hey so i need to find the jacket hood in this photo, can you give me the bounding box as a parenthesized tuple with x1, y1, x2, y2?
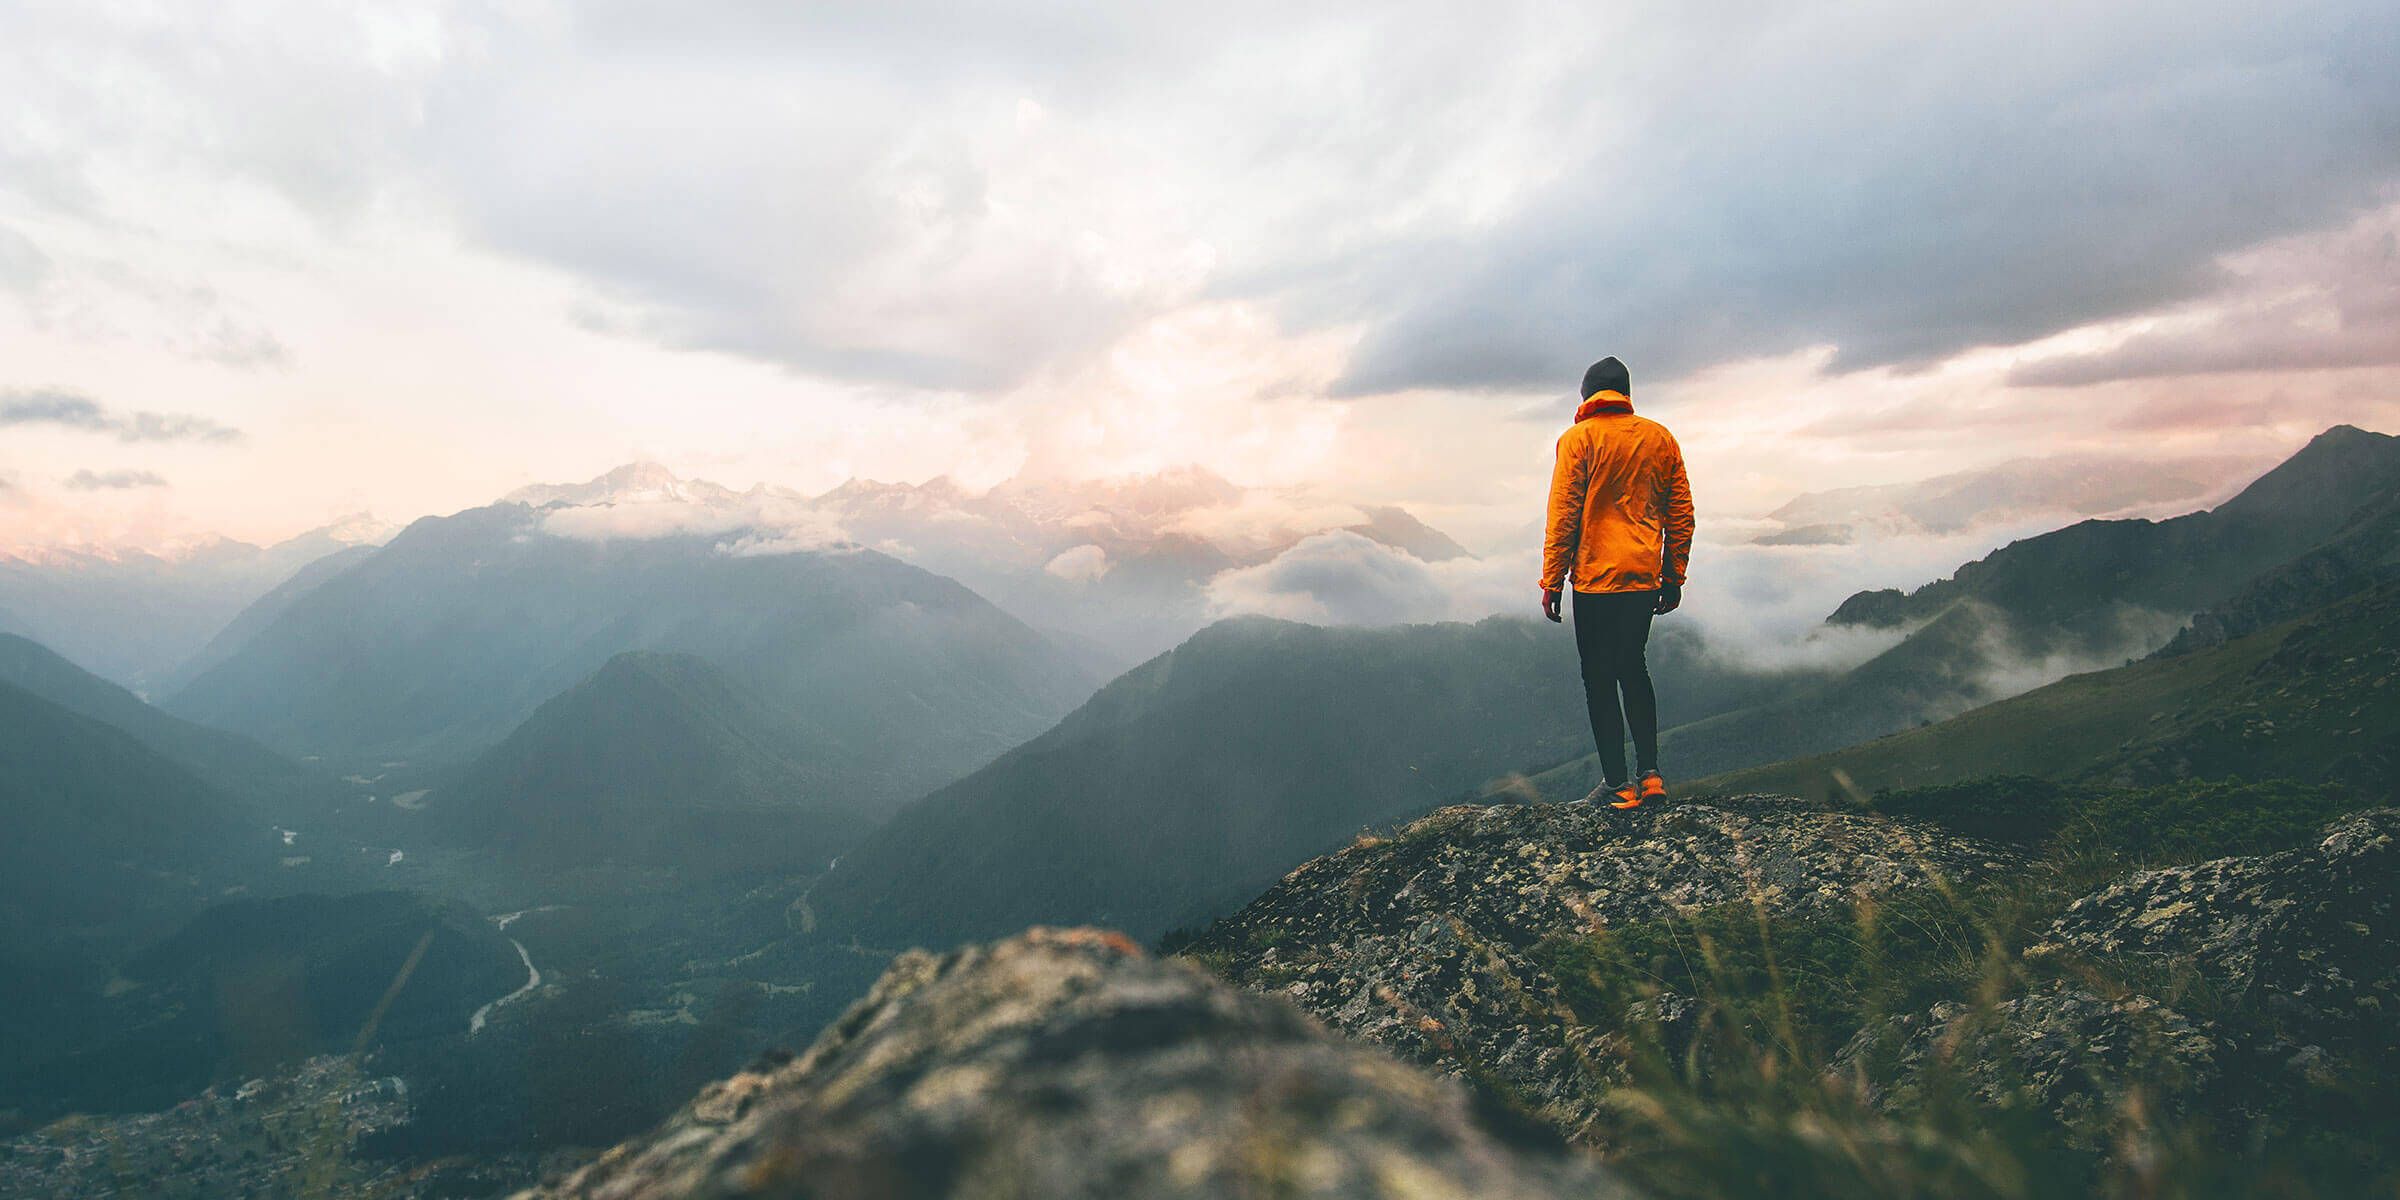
(1574, 390, 1634, 423)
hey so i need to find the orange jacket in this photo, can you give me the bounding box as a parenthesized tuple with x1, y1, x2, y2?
(1541, 391, 1694, 593)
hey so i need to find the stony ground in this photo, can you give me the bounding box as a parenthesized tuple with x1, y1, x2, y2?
(1175, 798, 2019, 1143)
(2030, 806, 2397, 1052)
(516, 927, 1629, 1200)
(1832, 807, 2399, 1150)
(1180, 795, 2400, 1146)
(507, 801, 2397, 1197)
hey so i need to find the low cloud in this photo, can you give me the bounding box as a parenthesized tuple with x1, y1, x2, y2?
(1163, 493, 1374, 560)
(718, 528, 859, 558)
(1206, 532, 1454, 625)
(1967, 604, 2192, 700)
(1044, 543, 1111, 582)
(64, 468, 167, 490)
(1205, 531, 1528, 626)
(0, 388, 242, 443)
(534, 493, 850, 555)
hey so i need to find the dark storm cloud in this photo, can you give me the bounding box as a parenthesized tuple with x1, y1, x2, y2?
(447, 2, 2400, 397)
(63, 468, 168, 490)
(0, 388, 242, 443)
(2009, 207, 2400, 387)
(1324, 2, 2400, 395)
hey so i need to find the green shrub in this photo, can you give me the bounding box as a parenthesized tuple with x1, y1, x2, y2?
(1866, 776, 2363, 866)
(2057, 778, 2360, 864)
(1864, 775, 2071, 846)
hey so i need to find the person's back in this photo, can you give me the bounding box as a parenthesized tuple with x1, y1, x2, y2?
(1539, 356, 1694, 808)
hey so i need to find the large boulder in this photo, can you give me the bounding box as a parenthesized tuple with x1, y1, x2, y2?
(518, 927, 1628, 1200)
(1176, 799, 2016, 1143)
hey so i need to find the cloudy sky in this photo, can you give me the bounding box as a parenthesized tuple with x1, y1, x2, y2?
(4, 0, 2398, 562)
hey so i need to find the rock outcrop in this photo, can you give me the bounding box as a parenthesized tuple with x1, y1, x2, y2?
(2032, 807, 2399, 1064)
(518, 927, 1628, 1200)
(1831, 986, 2221, 1148)
(1175, 799, 2018, 1143)
(1829, 809, 2397, 1145)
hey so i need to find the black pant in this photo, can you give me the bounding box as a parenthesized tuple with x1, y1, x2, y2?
(1573, 589, 1659, 784)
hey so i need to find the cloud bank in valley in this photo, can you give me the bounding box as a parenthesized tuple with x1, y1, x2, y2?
(1205, 532, 1506, 627)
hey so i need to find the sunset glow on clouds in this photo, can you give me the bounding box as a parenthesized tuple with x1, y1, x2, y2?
(3, 0, 2398, 575)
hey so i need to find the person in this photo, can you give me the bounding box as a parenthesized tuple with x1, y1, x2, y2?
(1540, 356, 1694, 809)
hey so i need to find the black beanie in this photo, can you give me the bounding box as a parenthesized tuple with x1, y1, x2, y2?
(1581, 356, 1630, 399)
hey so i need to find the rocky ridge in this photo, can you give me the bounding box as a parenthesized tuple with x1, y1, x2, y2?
(519, 927, 1628, 1200)
(1174, 799, 2020, 1143)
(1834, 807, 2398, 1148)
(2031, 807, 2398, 1069)
(506, 802, 2395, 1196)
(1183, 796, 2398, 1156)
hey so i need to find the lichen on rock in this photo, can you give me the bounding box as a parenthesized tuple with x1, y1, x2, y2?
(2030, 808, 2398, 1060)
(1175, 799, 2019, 1143)
(1831, 986, 2221, 1149)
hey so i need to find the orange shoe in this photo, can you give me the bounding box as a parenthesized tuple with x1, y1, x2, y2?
(1639, 772, 1668, 802)
(1609, 780, 1643, 809)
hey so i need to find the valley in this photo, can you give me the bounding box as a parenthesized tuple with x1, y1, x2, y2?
(2, 435, 2395, 1198)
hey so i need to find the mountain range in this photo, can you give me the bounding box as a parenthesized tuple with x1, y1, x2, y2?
(1694, 580, 2399, 801)
(164, 498, 1097, 798)
(1824, 426, 2399, 643)
(0, 515, 391, 692)
(740, 462, 1471, 667)
(7, 428, 2396, 1194)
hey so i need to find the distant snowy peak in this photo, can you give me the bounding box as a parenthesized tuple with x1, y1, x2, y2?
(814, 466, 1247, 529)
(505, 462, 750, 510)
(813, 474, 973, 515)
(312, 512, 397, 547)
(263, 513, 397, 559)
(503, 462, 1464, 574)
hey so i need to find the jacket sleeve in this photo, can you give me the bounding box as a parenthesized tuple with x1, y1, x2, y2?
(1659, 436, 1695, 587)
(1540, 431, 1589, 590)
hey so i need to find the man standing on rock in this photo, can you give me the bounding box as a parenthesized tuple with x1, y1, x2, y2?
(1541, 356, 1695, 809)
